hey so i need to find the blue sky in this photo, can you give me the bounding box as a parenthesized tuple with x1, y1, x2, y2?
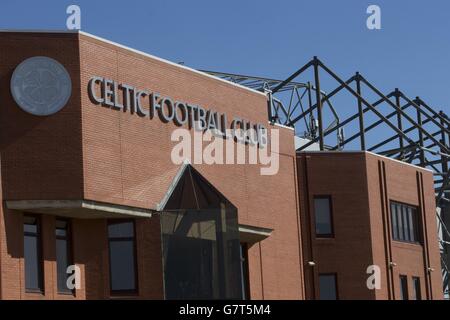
(0, 0, 449, 147)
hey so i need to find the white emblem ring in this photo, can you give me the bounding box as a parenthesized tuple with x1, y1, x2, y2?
(10, 56, 72, 116)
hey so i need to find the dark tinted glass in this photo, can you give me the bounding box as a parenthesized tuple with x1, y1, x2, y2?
(55, 220, 68, 229)
(56, 238, 70, 292)
(403, 207, 411, 241)
(24, 216, 42, 291)
(407, 208, 415, 241)
(56, 220, 72, 293)
(397, 206, 405, 240)
(108, 221, 137, 293)
(400, 275, 409, 300)
(55, 220, 68, 237)
(24, 216, 37, 225)
(108, 221, 134, 238)
(109, 241, 136, 291)
(391, 202, 420, 243)
(314, 197, 333, 236)
(24, 221, 38, 234)
(161, 165, 242, 300)
(162, 209, 241, 299)
(391, 204, 398, 239)
(319, 274, 337, 300)
(240, 244, 250, 300)
(413, 277, 421, 300)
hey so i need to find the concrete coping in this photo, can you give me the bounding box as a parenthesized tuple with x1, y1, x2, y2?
(238, 224, 273, 244)
(6, 199, 154, 219)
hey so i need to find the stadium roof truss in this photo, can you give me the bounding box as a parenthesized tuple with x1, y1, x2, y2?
(201, 57, 450, 298)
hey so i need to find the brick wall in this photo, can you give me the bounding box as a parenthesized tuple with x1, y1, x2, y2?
(297, 152, 375, 300)
(0, 32, 83, 201)
(0, 32, 304, 300)
(77, 34, 303, 300)
(365, 152, 442, 300)
(297, 151, 443, 300)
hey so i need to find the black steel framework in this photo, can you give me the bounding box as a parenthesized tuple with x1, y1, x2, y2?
(202, 57, 450, 298)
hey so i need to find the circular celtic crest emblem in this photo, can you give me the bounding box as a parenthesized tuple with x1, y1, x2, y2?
(10, 56, 72, 116)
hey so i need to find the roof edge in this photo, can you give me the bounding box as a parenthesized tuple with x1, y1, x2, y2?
(78, 31, 267, 97)
(0, 29, 79, 34)
(297, 150, 434, 173)
(0, 29, 267, 97)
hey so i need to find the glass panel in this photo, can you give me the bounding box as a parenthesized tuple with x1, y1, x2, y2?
(403, 206, 410, 242)
(161, 208, 241, 299)
(239, 244, 249, 300)
(55, 229, 67, 237)
(391, 203, 398, 240)
(396, 204, 404, 241)
(319, 274, 337, 300)
(108, 221, 134, 238)
(412, 208, 420, 242)
(109, 240, 136, 291)
(24, 216, 37, 225)
(56, 238, 71, 293)
(390, 202, 421, 243)
(160, 165, 242, 300)
(407, 208, 415, 242)
(24, 234, 41, 290)
(413, 277, 421, 300)
(24, 223, 38, 234)
(55, 220, 68, 230)
(314, 198, 332, 236)
(400, 276, 408, 300)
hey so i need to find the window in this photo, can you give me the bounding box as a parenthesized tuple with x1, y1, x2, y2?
(108, 220, 138, 294)
(413, 277, 421, 300)
(390, 201, 421, 243)
(400, 275, 409, 300)
(319, 273, 338, 300)
(239, 243, 250, 300)
(56, 219, 73, 294)
(314, 196, 334, 237)
(24, 215, 43, 292)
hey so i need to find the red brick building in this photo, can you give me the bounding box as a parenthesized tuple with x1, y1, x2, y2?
(297, 151, 442, 300)
(0, 30, 442, 300)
